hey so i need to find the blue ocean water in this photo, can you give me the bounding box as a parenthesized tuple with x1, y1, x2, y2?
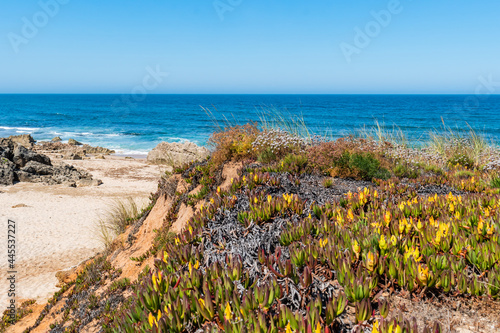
(0, 94, 499, 155)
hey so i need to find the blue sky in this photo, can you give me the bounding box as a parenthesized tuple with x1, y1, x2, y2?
(0, 0, 499, 94)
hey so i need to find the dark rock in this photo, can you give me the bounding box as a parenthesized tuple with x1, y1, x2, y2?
(0, 138, 99, 186)
(13, 144, 51, 168)
(21, 161, 54, 176)
(0, 161, 15, 185)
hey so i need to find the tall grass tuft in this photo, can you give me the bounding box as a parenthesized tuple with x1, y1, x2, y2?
(96, 198, 140, 249)
(257, 106, 312, 140)
(427, 119, 492, 167)
(356, 120, 408, 147)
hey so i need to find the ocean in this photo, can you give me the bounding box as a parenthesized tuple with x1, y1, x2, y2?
(0, 94, 499, 155)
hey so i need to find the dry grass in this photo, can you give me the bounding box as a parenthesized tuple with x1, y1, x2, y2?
(95, 198, 141, 249)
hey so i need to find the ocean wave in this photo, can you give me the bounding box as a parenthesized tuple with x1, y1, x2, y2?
(113, 148, 150, 156)
(0, 126, 39, 132)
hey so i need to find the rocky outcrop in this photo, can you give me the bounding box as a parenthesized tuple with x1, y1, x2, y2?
(82, 144, 115, 155)
(0, 138, 100, 186)
(34, 141, 115, 156)
(51, 136, 62, 142)
(68, 138, 82, 146)
(2, 134, 36, 148)
(147, 141, 210, 166)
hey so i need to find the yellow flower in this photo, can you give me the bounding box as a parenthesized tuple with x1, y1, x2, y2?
(152, 273, 158, 290)
(198, 298, 205, 307)
(416, 219, 423, 230)
(254, 174, 258, 182)
(352, 240, 361, 257)
(217, 186, 221, 194)
(163, 251, 169, 263)
(175, 237, 181, 245)
(157, 310, 162, 321)
(417, 264, 429, 285)
(399, 218, 407, 234)
(379, 234, 388, 251)
(347, 209, 354, 221)
(148, 312, 155, 327)
(373, 190, 378, 198)
(477, 218, 484, 234)
(384, 211, 392, 225)
(267, 195, 272, 204)
(224, 302, 232, 321)
(347, 191, 352, 200)
(188, 225, 193, 235)
(366, 251, 376, 272)
(449, 202, 455, 212)
(189, 262, 193, 274)
(429, 216, 435, 226)
(319, 238, 328, 248)
(230, 177, 234, 184)
(404, 246, 422, 262)
(336, 213, 344, 225)
(315, 322, 322, 333)
(286, 322, 293, 333)
(372, 320, 380, 333)
(210, 198, 215, 204)
(391, 234, 397, 246)
(254, 197, 258, 204)
(194, 260, 200, 270)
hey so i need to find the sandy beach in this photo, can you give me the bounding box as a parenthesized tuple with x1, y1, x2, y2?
(0, 155, 165, 308)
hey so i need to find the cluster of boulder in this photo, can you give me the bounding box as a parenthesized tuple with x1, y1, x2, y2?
(35, 137, 115, 160)
(0, 136, 100, 186)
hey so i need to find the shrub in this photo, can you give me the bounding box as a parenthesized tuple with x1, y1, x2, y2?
(253, 129, 305, 163)
(394, 163, 421, 179)
(280, 153, 309, 174)
(455, 170, 475, 179)
(422, 163, 445, 176)
(491, 176, 500, 189)
(447, 153, 474, 169)
(349, 152, 391, 181)
(322, 178, 334, 188)
(208, 123, 261, 167)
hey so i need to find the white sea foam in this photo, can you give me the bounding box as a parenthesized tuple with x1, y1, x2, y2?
(0, 126, 39, 132)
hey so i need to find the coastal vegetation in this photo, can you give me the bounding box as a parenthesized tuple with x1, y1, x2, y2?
(5, 121, 500, 332)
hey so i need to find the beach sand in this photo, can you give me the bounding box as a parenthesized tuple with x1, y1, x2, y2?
(0, 155, 166, 308)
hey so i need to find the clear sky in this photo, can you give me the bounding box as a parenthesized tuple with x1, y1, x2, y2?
(0, 0, 499, 94)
